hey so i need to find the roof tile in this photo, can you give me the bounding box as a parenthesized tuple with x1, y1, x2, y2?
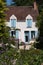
(5, 6, 39, 21)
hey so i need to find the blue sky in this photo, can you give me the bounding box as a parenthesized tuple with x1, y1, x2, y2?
(6, 0, 12, 5)
(6, 0, 15, 5)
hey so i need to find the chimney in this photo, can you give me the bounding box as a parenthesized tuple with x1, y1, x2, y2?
(34, 1, 38, 11)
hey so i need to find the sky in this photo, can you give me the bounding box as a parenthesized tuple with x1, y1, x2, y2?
(6, 0, 13, 5)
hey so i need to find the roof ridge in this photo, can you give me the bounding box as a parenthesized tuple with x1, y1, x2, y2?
(7, 6, 33, 8)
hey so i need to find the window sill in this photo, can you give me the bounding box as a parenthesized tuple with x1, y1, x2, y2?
(27, 26, 32, 28)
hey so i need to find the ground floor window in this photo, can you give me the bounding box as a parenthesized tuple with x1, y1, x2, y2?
(11, 31, 15, 37)
(24, 31, 36, 42)
(10, 30, 19, 39)
(24, 31, 29, 42)
(31, 31, 35, 39)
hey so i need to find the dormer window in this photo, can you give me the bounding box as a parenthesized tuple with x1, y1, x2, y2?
(11, 19, 16, 28)
(27, 19, 32, 27)
(26, 15, 33, 28)
(10, 15, 17, 28)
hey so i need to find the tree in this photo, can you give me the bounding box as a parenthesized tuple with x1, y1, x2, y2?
(36, 0, 43, 12)
(0, 0, 12, 54)
(35, 10, 43, 49)
(0, 0, 9, 44)
(0, 1, 18, 65)
(14, 0, 34, 6)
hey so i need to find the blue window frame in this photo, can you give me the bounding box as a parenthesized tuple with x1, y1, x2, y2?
(27, 19, 32, 27)
(16, 30, 19, 39)
(11, 19, 16, 28)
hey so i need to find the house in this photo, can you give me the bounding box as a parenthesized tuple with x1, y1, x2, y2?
(5, 1, 39, 44)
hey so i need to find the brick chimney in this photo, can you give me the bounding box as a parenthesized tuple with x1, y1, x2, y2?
(34, 1, 38, 11)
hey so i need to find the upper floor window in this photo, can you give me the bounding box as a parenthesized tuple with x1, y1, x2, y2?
(27, 19, 32, 27)
(11, 19, 16, 28)
(10, 15, 17, 28)
(26, 15, 33, 28)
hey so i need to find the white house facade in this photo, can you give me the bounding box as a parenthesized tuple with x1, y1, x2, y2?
(5, 4, 39, 44)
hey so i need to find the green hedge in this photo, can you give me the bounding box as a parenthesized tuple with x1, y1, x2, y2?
(0, 47, 19, 65)
(16, 49, 43, 65)
(0, 47, 43, 65)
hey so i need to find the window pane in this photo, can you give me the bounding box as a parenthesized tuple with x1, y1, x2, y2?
(11, 19, 16, 27)
(11, 31, 15, 37)
(31, 31, 35, 39)
(11, 31, 13, 37)
(27, 19, 32, 27)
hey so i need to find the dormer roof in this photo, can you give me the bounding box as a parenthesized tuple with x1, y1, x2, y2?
(10, 15, 17, 19)
(26, 15, 33, 20)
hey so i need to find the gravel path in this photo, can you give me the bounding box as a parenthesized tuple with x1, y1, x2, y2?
(19, 45, 32, 50)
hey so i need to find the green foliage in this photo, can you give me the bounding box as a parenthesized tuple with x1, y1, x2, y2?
(0, 47, 19, 65)
(13, 0, 43, 13)
(36, 10, 43, 28)
(0, 0, 10, 43)
(0, 47, 43, 65)
(16, 49, 43, 65)
(35, 10, 43, 49)
(36, 0, 43, 12)
(14, 0, 34, 6)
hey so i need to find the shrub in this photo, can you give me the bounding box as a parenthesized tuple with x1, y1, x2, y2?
(0, 47, 19, 65)
(16, 49, 43, 65)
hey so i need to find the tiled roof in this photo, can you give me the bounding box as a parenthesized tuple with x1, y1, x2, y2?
(5, 6, 39, 21)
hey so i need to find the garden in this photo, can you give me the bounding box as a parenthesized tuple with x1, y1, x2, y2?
(0, 45, 43, 65)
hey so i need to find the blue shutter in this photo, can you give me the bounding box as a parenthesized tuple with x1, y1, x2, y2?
(11, 19, 16, 28)
(29, 31, 31, 40)
(16, 30, 19, 39)
(9, 31, 11, 36)
(27, 19, 32, 27)
(35, 31, 38, 38)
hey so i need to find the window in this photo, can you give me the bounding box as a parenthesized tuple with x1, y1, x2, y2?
(27, 19, 32, 27)
(31, 31, 35, 39)
(11, 19, 16, 28)
(11, 31, 15, 37)
(24, 31, 29, 42)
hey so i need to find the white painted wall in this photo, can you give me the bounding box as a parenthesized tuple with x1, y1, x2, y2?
(5, 14, 38, 43)
(6, 20, 38, 43)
